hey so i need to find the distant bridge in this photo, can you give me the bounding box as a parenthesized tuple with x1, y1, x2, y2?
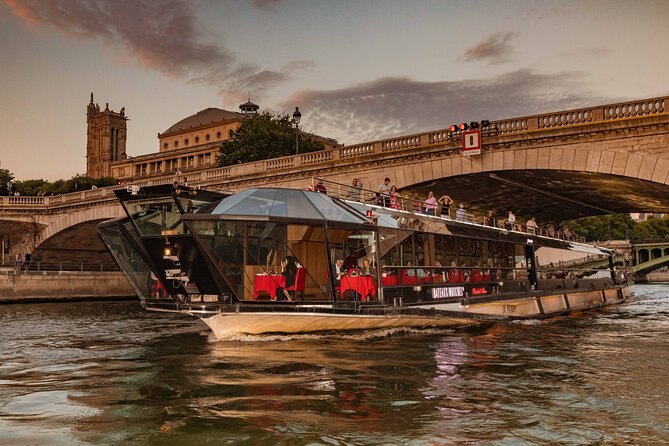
(1, 96, 669, 264)
(631, 239, 669, 277)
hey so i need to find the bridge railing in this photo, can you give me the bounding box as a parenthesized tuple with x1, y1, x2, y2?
(630, 238, 669, 246)
(2, 95, 667, 210)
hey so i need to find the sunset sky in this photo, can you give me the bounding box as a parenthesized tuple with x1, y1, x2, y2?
(1, 0, 668, 181)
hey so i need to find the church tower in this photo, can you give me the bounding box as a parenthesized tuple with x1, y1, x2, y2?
(86, 93, 128, 178)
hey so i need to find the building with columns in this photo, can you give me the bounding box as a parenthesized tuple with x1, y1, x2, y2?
(86, 94, 339, 182)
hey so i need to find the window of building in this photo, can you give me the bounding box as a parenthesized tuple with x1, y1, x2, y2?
(184, 139, 189, 146)
(174, 140, 179, 148)
(195, 136, 199, 143)
(206, 134, 210, 141)
(216, 132, 221, 139)
(163, 142, 168, 149)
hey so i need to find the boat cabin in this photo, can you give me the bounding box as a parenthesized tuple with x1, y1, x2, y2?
(99, 185, 623, 313)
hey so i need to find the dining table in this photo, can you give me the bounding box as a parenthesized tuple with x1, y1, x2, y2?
(340, 275, 377, 301)
(253, 274, 286, 299)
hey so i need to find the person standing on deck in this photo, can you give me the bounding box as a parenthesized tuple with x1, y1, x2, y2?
(438, 194, 453, 218)
(424, 191, 437, 216)
(506, 210, 516, 230)
(455, 204, 467, 222)
(346, 178, 361, 201)
(377, 178, 391, 207)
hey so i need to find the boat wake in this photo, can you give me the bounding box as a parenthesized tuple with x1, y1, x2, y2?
(207, 326, 456, 343)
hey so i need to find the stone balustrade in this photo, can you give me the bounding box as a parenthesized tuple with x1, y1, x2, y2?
(2, 95, 667, 211)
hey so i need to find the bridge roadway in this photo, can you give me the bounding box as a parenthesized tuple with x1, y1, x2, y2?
(1, 96, 669, 264)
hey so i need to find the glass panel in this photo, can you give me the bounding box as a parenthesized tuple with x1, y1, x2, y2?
(178, 197, 213, 213)
(208, 189, 256, 215)
(283, 224, 329, 300)
(305, 192, 367, 224)
(122, 197, 184, 236)
(191, 220, 245, 299)
(328, 228, 378, 301)
(192, 221, 331, 301)
(379, 228, 400, 277)
(99, 222, 166, 306)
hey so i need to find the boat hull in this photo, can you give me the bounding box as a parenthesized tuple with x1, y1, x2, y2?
(200, 286, 633, 338)
(201, 311, 480, 338)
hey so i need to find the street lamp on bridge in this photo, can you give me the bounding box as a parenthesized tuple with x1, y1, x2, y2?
(292, 106, 302, 155)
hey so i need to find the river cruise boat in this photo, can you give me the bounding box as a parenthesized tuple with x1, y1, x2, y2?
(98, 183, 632, 338)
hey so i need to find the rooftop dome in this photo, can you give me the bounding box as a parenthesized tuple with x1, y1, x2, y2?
(160, 108, 244, 136)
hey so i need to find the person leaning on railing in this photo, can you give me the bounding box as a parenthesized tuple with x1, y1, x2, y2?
(345, 178, 362, 201)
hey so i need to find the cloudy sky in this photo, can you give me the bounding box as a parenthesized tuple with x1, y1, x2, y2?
(1, 0, 668, 180)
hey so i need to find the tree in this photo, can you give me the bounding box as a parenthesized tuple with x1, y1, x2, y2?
(14, 175, 117, 196)
(564, 213, 669, 242)
(565, 214, 635, 241)
(0, 168, 14, 195)
(217, 112, 325, 167)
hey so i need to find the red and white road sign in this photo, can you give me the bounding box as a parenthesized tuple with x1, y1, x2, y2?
(462, 130, 481, 155)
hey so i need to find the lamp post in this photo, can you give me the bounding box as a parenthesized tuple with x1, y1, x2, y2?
(292, 106, 301, 155)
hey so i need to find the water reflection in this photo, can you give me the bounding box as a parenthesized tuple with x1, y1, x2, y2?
(0, 287, 668, 445)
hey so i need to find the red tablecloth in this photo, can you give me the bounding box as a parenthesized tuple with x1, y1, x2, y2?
(253, 275, 286, 299)
(381, 275, 398, 286)
(341, 276, 376, 300)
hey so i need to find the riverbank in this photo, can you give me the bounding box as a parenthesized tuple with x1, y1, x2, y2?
(0, 270, 135, 303)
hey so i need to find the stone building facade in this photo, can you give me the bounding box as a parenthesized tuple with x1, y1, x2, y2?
(110, 106, 249, 181)
(87, 95, 339, 182)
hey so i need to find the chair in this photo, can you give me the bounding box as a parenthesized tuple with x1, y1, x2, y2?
(403, 273, 417, 285)
(286, 267, 307, 300)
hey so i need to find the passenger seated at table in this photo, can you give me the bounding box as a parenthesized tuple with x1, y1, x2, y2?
(471, 265, 483, 282)
(334, 258, 344, 286)
(415, 261, 426, 278)
(461, 263, 472, 282)
(405, 260, 416, 276)
(360, 257, 375, 277)
(447, 261, 462, 283)
(432, 260, 446, 282)
(281, 256, 298, 287)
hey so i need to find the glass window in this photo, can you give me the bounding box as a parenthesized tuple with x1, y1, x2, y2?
(99, 222, 166, 305)
(122, 197, 184, 236)
(191, 221, 330, 301)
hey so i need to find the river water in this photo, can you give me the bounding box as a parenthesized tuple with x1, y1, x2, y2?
(0, 285, 667, 445)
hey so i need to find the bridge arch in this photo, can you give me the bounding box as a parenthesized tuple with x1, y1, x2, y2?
(354, 143, 669, 224)
(31, 218, 117, 265)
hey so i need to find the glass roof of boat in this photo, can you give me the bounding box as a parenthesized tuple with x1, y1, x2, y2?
(200, 188, 369, 224)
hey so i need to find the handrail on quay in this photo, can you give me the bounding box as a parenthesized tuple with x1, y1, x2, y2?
(0, 260, 120, 274)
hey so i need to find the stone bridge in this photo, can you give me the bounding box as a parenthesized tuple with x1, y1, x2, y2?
(1, 96, 669, 264)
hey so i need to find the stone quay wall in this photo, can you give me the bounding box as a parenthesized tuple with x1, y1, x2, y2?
(0, 271, 135, 303)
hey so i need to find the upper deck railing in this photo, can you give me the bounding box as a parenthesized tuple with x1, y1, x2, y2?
(312, 177, 587, 244)
(1, 96, 667, 211)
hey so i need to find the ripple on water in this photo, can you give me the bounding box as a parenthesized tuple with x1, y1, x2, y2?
(0, 289, 667, 445)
